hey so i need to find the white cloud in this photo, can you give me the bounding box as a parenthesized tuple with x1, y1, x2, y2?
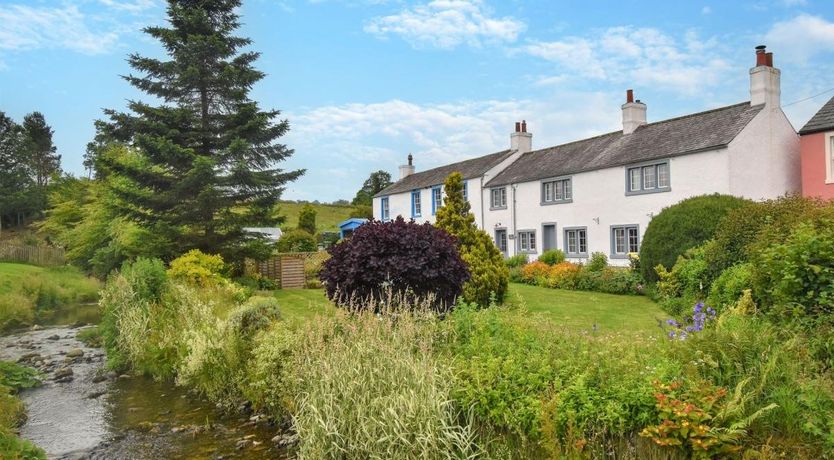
(524, 27, 732, 94)
(364, 0, 525, 49)
(0, 4, 120, 54)
(701, 6, 712, 15)
(765, 14, 834, 63)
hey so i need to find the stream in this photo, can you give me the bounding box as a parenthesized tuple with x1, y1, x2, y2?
(0, 305, 294, 459)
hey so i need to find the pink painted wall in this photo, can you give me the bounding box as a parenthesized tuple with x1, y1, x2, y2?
(801, 131, 834, 200)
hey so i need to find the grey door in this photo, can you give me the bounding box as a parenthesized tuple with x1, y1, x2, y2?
(495, 229, 508, 256)
(543, 224, 556, 251)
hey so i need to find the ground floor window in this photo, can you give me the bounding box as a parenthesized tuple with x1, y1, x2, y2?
(564, 227, 587, 256)
(380, 197, 389, 221)
(611, 225, 639, 256)
(517, 230, 536, 253)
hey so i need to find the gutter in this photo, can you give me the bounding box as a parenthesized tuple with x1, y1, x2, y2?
(511, 184, 517, 255)
(479, 176, 485, 230)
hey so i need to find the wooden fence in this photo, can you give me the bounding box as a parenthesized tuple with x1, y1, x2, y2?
(244, 251, 330, 289)
(0, 243, 65, 266)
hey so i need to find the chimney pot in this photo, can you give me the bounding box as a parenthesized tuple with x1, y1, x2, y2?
(521, 120, 527, 133)
(408, 153, 413, 166)
(756, 45, 767, 66)
(766, 52, 773, 67)
(514, 121, 521, 132)
(626, 89, 634, 103)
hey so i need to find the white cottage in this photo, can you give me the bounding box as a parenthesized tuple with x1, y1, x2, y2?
(374, 46, 800, 265)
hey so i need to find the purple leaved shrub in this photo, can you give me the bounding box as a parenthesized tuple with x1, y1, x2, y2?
(319, 217, 470, 312)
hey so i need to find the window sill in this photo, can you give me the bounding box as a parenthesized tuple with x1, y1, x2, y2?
(489, 206, 508, 211)
(540, 199, 573, 206)
(625, 187, 671, 196)
(518, 250, 538, 255)
(566, 253, 588, 258)
(610, 253, 631, 259)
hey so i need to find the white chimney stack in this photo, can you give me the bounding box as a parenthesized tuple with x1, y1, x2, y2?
(510, 120, 532, 153)
(750, 45, 780, 108)
(399, 153, 415, 180)
(622, 89, 647, 135)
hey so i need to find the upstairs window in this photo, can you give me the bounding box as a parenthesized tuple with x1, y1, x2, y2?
(490, 187, 507, 209)
(411, 190, 422, 218)
(380, 197, 390, 221)
(542, 177, 572, 204)
(431, 186, 442, 215)
(463, 181, 468, 201)
(627, 161, 670, 195)
(828, 134, 834, 183)
(611, 225, 639, 257)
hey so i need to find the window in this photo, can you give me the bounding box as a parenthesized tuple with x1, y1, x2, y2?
(541, 177, 572, 204)
(463, 181, 468, 201)
(611, 225, 639, 257)
(517, 230, 536, 253)
(626, 161, 671, 195)
(564, 228, 587, 256)
(411, 190, 421, 217)
(827, 133, 834, 184)
(431, 186, 442, 215)
(490, 187, 507, 209)
(380, 197, 390, 221)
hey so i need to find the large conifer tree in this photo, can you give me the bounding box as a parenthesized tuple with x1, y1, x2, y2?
(98, 0, 303, 264)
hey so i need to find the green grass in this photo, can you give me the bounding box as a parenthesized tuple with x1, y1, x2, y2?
(276, 201, 357, 233)
(0, 263, 43, 295)
(272, 283, 665, 334)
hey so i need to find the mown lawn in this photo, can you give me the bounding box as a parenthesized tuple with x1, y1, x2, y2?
(273, 283, 665, 334)
(276, 201, 357, 233)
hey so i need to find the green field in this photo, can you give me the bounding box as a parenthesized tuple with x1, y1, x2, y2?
(273, 283, 665, 333)
(276, 201, 358, 233)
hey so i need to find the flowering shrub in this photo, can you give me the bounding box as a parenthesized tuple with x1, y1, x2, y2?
(520, 261, 552, 285)
(664, 302, 716, 340)
(544, 262, 582, 289)
(167, 249, 226, 286)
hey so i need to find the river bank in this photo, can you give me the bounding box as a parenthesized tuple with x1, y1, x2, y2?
(0, 319, 292, 458)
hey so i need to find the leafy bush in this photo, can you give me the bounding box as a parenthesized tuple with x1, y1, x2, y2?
(521, 261, 551, 285)
(655, 246, 709, 316)
(435, 172, 508, 307)
(297, 204, 317, 234)
(538, 249, 565, 266)
(505, 254, 528, 268)
(706, 263, 753, 311)
(167, 249, 226, 286)
(276, 229, 317, 253)
(320, 217, 469, 311)
(586, 251, 608, 272)
(574, 267, 644, 295)
(640, 194, 751, 282)
(752, 220, 834, 313)
(544, 262, 582, 289)
(704, 195, 834, 282)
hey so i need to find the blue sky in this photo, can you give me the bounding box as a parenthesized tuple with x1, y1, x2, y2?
(1, 0, 833, 202)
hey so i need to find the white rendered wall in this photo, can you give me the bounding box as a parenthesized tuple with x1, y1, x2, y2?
(482, 149, 731, 266)
(728, 106, 800, 199)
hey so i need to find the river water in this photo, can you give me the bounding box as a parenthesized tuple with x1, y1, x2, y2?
(0, 305, 293, 459)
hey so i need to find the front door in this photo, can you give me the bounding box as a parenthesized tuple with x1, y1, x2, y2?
(543, 224, 556, 251)
(495, 229, 508, 256)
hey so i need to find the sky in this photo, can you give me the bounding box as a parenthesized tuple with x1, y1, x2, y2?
(1, 0, 834, 202)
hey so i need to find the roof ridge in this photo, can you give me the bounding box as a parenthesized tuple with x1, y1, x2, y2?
(400, 148, 512, 177)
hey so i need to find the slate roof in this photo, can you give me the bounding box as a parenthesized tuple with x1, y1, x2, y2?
(799, 96, 834, 135)
(486, 102, 763, 187)
(375, 149, 513, 197)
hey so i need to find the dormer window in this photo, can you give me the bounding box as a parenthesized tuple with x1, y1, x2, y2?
(626, 160, 670, 195)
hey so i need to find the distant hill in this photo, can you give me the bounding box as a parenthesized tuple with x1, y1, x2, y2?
(277, 201, 358, 233)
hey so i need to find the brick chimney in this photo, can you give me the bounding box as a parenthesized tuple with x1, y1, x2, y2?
(399, 153, 415, 180)
(510, 120, 532, 153)
(750, 45, 781, 108)
(622, 89, 647, 134)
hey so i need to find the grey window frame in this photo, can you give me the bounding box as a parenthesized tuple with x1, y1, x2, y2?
(517, 229, 537, 254)
(563, 226, 588, 258)
(540, 176, 573, 205)
(610, 224, 639, 259)
(490, 187, 507, 210)
(494, 228, 508, 253)
(625, 159, 671, 196)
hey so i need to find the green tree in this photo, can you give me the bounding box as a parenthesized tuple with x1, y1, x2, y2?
(21, 112, 60, 188)
(352, 170, 393, 206)
(435, 172, 508, 307)
(297, 204, 317, 234)
(0, 112, 30, 232)
(96, 0, 303, 266)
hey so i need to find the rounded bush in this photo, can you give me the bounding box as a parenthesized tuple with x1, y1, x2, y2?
(320, 217, 470, 311)
(505, 254, 528, 268)
(229, 296, 282, 337)
(167, 249, 226, 286)
(277, 229, 317, 253)
(538, 249, 565, 266)
(640, 194, 751, 282)
(586, 252, 608, 272)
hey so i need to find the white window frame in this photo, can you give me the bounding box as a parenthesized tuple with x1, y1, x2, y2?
(610, 224, 639, 258)
(411, 190, 421, 217)
(517, 230, 537, 254)
(626, 160, 671, 196)
(826, 132, 834, 184)
(563, 227, 588, 257)
(490, 187, 507, 209)
(381, 197, 390, 221)
(431, 186, 442, 215)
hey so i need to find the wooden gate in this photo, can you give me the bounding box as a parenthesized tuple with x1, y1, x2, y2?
(280, 256, 305, 289)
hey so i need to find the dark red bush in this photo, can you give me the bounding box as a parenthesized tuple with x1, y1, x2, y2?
(319, 217, 470, 311)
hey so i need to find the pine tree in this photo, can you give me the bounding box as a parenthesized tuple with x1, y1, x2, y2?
(97, 0, 303, 264)
(435, 172, 508, 307)
(0, 112, 31, 231)
(21, 112, 60, 187)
